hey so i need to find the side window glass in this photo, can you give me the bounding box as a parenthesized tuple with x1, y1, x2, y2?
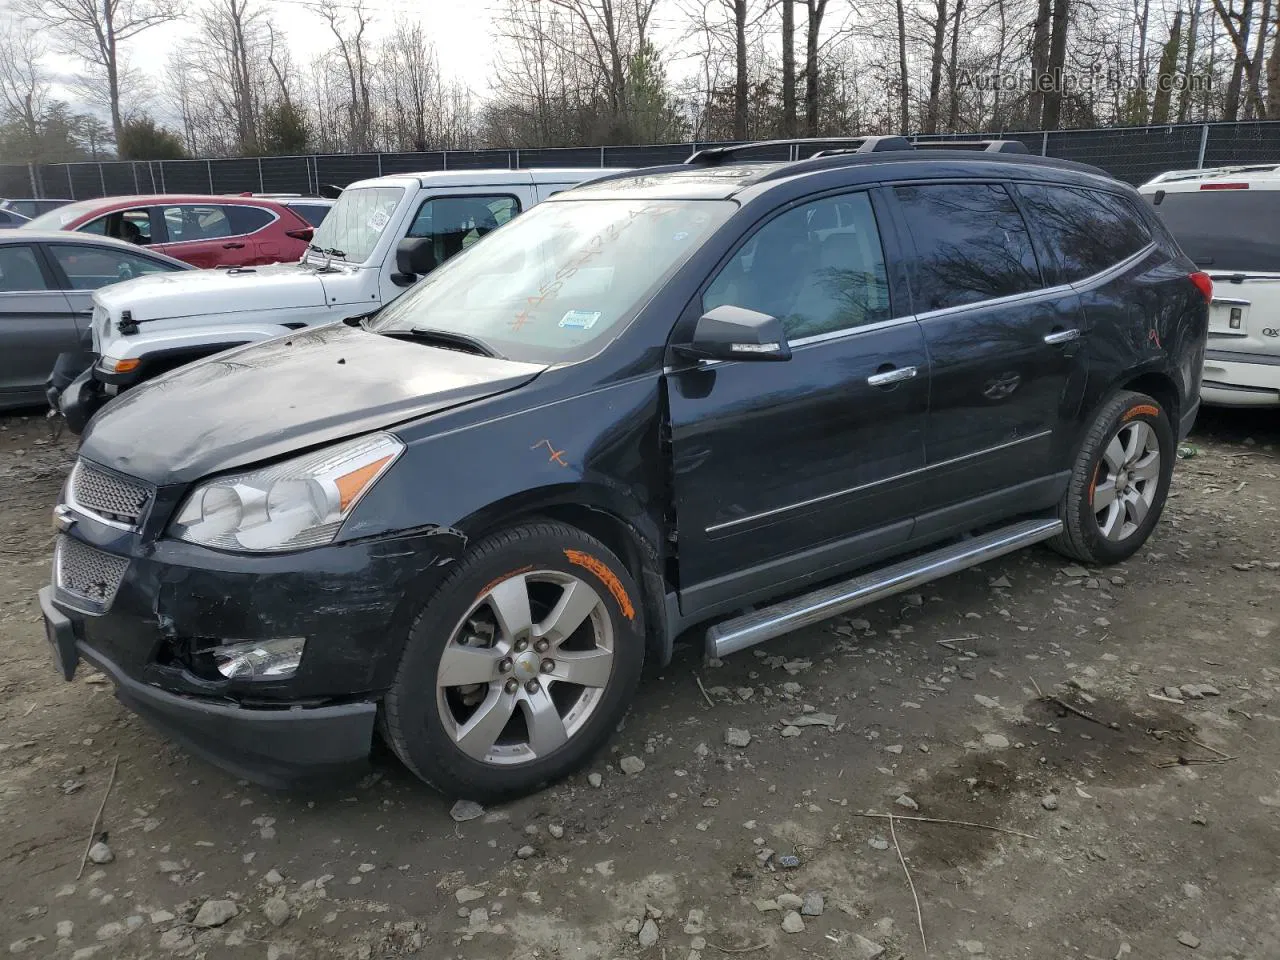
(703, 191, 892, 339)
(406, 194, 521, 268)
(894, 183, 1041, 313)
(1016, 184, 1152, 284)
(50, 245, 179, 290)
(0, 245, 49, 292)
(163, 205, 231, 242)
(223, 205, 274, 235)
(78, 215, 110, 236)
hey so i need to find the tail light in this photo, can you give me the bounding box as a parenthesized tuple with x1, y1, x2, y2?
(1188, 272, 1213, 302)
(1199, 182, 1248, 190)
(286, 227, 314, 242)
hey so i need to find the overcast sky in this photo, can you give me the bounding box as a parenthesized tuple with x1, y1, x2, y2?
(37, 0, 504, 117)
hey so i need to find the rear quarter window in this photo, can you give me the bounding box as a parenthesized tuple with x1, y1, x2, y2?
(1146, 188, 1280, 272)
(1015, 184, 1152, 285)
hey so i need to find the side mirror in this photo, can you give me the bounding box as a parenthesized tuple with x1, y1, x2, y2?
(674, 305, 792, 363)
(396, 237, 437, 277)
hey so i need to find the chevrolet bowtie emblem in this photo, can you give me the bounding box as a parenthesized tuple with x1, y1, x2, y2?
(52, 504, 77, 532)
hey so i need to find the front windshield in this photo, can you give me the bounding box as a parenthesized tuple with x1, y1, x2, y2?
(369, 198, 733, 362)
(308, 186, 405, 262)
(25, 199, 105, 229)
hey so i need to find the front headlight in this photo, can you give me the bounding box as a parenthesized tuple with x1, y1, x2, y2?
(170, 433, 403, 552)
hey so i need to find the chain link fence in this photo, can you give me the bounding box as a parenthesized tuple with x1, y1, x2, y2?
(3, 120, 1278, 202)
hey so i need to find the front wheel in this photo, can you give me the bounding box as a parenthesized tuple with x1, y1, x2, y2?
(382, 521, 645, 801)
(1050, 390, 1175, 564)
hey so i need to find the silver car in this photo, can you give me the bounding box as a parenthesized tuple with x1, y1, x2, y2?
(0, 231, 192, 410)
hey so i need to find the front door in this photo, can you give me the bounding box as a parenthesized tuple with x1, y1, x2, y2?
(667, 190, 930, 615)
(890, 181, 1088, 525)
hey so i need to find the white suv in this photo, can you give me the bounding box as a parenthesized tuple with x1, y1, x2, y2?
(1139, 165, 1280, 406)
(53, 168, 619, 431)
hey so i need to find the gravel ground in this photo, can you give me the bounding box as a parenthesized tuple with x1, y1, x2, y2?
(1, 407, 1277, 960)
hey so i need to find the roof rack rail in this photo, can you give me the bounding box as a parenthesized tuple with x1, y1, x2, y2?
(687, 136, 912, 166)
(911, 139, 1030, 154)
(1144, 163, 1280, 185)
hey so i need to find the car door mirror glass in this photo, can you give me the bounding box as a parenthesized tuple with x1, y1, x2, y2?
(676, 304, 792, 363)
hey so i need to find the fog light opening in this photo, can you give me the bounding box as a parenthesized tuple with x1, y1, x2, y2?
(211, 638, 306, 680)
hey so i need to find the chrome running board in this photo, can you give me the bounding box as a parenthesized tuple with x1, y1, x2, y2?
(705, 518, 1062, 659)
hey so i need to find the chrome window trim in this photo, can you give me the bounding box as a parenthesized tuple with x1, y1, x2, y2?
(704, 429, 1053, 535)
(912, 282, 1076, 323)
(1068, 242, 1157, 293)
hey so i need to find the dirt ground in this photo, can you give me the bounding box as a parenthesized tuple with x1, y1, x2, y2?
(1, 406, 1277, 960)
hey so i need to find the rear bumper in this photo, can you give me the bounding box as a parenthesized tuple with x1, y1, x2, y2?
(1201, 349, 1280, 407)
(40, 585, 377, 788)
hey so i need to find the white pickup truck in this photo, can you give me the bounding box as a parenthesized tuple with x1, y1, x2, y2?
(53, 167, 618, 432)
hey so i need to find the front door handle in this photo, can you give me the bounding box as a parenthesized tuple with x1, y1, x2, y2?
(867, 365, 918, 387)
(222, 242, 246, 249)
(1044, 328, 1081, 345)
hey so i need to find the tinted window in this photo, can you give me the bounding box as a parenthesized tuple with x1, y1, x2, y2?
(704, 191, 892, 338)
(163, 205, 232, 242)
(0, 245, 48, 291)
(50, 244, 181, 290)
(895, 183, 1041, 313)
(224, 205, 275, 235)
(287, 203, 331, 226)
(407, 195, 521, 267)
(1017, 184, 1152, 284)
(1147, 188, 1280, 272)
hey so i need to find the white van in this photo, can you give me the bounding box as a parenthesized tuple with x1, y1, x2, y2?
(1139, 165, 1280, 406)
(53, 167, 621, 430)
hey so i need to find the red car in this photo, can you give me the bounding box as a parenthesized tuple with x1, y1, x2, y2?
(24, 194, 315, 268)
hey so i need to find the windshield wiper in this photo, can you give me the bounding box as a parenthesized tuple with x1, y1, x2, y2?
(383, 326, 504, 359)
(306, 243, 347, 260)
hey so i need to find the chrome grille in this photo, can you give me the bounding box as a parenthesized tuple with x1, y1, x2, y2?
(68, 460, 152, 527)
(54, 536, 129, 608)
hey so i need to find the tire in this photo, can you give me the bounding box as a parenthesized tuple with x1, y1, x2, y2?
(1050, 390, 1175, 565)
(382, 521, 645, 802)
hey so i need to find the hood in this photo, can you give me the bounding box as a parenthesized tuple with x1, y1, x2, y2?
(92, 262, 335, 322)
(79, 323, 547, 484)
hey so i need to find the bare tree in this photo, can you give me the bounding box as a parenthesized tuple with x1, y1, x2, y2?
(1180, 0, 1202, 120)
(781, 0, 797, 135)
(801, 0, 829, 134)
(316, 0, 376, 151)
(23, 0, 181, 144)
(0, 19, 50, 141)
(896, 0, 910, 131)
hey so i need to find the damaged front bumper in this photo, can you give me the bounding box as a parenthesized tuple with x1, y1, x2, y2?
(39, 522, 463, 788)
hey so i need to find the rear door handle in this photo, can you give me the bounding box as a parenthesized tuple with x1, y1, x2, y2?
(222, 242, 245, 249)
(1044, 328, 1081, 345)
(867, 365, 918, 387)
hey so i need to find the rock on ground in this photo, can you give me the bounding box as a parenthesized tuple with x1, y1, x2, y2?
(850, 934, 886, 959)
(725, 728, 752, 747)
(619, 756, 646, 775)
(192, 899, 239, 928)
(86, 842, 113, 865)
(638, 918, 660, 948)
(781, 911, 805, 933)
(449, 800, 485, 822)
(263, 897, 290, 927)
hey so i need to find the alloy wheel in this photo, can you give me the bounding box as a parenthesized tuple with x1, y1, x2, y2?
(1093, 419, 1161, 542)
(435, 570, 614, 766)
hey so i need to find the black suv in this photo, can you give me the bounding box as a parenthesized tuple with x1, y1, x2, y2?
(39, 137, 1209, 800)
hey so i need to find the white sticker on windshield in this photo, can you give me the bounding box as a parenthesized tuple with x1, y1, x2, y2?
(367, 210, 390, 231)
(559, 309, 601, 330)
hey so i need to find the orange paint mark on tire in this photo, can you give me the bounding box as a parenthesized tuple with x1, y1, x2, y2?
(563, 549, 636, 621)
(1089, 461, 1101, 506)
(1123, 404, 1160, 421)
(476, 565, 534, 602)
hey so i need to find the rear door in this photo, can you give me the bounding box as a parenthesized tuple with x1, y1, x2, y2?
(667, 189, 930, 614)
(158, 204, 245, 267)
(0, 242, 77, 401)
(891, 181, 1088, 532)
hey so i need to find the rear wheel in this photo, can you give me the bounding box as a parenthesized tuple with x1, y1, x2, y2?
(1050, 390, 1175, 564)
(382, 521, 645, 801)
